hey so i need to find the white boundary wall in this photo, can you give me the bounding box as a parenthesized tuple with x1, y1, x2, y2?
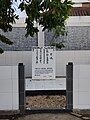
(0, 51, 90, 77)
(13, 16, 90, 27)
(0, 66, 19, 110)
(73, 65, 90, 109)
(66, 16, 90, 26)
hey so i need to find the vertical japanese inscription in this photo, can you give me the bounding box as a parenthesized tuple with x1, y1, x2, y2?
(36, 49, 38, 64)
(40, 48, 42, 63)
(32, 46, 55, 79)
(46, 49, 49, 64)
(43, 48, 45, 64)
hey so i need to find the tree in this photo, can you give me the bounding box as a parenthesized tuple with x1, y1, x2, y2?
(0, 0, 73, 53)
(0, 0, 18, 53)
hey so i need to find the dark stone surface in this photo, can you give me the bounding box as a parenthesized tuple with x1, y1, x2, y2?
(18, 63, 25, 113)
(1, 26, 90, 51)
(0, 27, 38, 51)
(66, 79, 73, 91)
(66, 63, 73, 111)
(45, 26, 90, 50)
(66, 92, 73, 105)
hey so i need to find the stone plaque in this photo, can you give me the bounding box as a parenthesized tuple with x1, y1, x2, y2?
(32, 46, 55, 79)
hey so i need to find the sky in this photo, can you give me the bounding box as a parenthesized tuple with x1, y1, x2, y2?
(13, 0, 89, 17)
(13, 0, 25, 17)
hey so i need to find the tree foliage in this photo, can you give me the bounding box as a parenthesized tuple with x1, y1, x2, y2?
(0, 0, 18, 53)
(0, 0, 73, 53)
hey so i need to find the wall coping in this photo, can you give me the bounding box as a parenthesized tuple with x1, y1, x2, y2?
(12, 16, 90, 27)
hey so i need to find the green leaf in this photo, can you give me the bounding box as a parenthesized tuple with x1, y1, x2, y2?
(0, 0, 74, 53)
(18, 2, 24, 12)
(50, 42, 65, 49)
(0, 34, 13, 45)
(0, 48, 3, 54)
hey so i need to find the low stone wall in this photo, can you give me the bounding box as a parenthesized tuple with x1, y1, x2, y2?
(73, 64, 90, 110)
(0, 63, 25, 114)
(0, 66, 19, 110)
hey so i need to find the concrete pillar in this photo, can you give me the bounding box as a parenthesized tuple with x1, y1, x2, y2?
(66, 62, 73, 111)
(38, 25, 44, 46)
(18, 63, 25, 113)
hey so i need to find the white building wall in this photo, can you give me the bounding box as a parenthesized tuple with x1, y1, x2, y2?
(56, 50, 90, 76)
(72, 0, 90, 3)
(0, 51, 90, 77)
(66, 16, 90, 26)
(13, 16, 90, 27)
(0, 66, 19, 110)
(0, 51, 32, 77)
(73, 3, 82, 7)
(73, 65, 90, 109)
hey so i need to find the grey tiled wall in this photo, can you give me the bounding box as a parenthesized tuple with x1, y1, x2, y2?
(1, 26, 90, 51)
(0, 27, 38, 51)
(45, 26, 90, 50)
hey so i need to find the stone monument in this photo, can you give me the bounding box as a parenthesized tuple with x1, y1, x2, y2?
(32, 46, 55, 79)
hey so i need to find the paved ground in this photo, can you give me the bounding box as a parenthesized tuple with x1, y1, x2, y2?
(15, 113, 82, 120)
